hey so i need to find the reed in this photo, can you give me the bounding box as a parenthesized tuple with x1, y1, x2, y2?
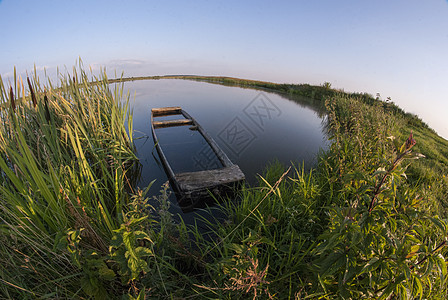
(0, 65, 140, 298)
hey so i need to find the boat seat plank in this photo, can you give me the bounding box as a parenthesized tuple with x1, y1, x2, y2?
(153, 119, 194, 128)
(152, 107, 182, 117)
(176, 165, 245, 192)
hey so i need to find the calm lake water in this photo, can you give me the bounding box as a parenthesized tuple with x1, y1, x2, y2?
(122, 79, 328, 223)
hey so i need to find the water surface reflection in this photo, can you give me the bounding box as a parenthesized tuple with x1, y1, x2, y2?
(123, 79, 328, 223)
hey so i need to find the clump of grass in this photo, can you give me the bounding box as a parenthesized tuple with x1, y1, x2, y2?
(0, 64, 141, 298)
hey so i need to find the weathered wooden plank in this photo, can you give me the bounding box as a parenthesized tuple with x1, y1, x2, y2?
(152, 106, 182, 117)
(153, 119, 194, 128)
(175, 165, 245, 192)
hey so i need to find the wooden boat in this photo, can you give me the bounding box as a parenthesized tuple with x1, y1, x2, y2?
(151, 106, 245, 210)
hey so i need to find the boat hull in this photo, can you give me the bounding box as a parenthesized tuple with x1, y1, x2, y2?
(151, 106, 245, 211)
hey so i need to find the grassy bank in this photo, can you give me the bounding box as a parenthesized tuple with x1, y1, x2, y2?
(189, 94, 448, 299)
(0, 67, 143, 298)
(0, 69, 447, 298)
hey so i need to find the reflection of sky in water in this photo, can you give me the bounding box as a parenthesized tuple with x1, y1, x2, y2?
(122, 79, 328, 224)
(155, 125, 223, 173)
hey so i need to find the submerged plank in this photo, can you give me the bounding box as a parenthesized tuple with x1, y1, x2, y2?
(152, 107, 182, 117)
(153, 119, 194, 128)
(175, 165, 245, 192)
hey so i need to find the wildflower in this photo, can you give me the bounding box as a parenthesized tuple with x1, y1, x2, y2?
(405, 131, 416, 150)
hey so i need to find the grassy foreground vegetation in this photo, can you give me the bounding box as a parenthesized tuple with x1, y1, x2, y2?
(0, 69, 447, 299)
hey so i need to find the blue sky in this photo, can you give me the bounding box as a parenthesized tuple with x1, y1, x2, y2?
(1, 0, 447, 138)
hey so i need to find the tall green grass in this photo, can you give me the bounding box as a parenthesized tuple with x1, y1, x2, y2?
(0, 66, 141, 298)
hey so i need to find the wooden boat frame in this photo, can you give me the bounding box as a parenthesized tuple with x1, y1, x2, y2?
(151, 106, 245, 209)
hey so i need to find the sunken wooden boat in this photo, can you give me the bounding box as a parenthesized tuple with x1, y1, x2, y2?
(151, 106, 245, 210)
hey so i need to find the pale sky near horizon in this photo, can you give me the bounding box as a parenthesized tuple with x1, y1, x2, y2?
(1, 0, 447, 139)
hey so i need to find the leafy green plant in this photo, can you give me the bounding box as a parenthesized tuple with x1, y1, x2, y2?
(112, 185, 156, 297)
(314, 133, 447, 299)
